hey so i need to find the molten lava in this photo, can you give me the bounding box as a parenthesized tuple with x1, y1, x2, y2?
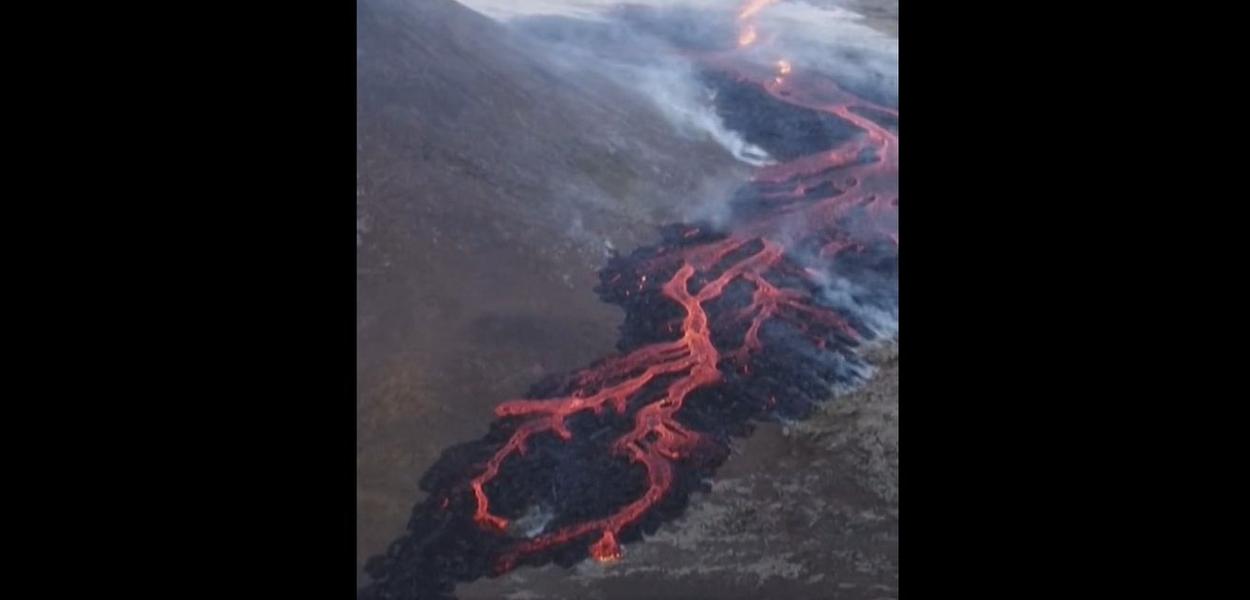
(589, 530, 622, 563)
(472, 229, 867, 569)
(737, 25, 757, 47)
(736, 0, 776, 48)
(466, 63, 897, 570)
(361, 5, 898, 597)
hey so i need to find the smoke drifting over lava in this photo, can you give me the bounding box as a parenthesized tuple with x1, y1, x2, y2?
(457, 0, 897, 176)
(359, 2, 897, 599)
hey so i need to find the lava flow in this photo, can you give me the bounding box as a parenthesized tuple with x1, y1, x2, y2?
(735, 0, 776, 47)
(474, 231, 861, 570)
(362, 4, 897, 599)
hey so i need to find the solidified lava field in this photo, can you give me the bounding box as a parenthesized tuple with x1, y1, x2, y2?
(360, 3, 898, 599)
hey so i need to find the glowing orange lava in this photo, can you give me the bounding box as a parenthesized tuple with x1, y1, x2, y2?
(738, 25, 757, 47)
(589, 530, 622, 563)
(471, 78, 894, 569)
(358, 6, 899, 596)
(736, 0, 779, 48)
(466, 2, 897, 572)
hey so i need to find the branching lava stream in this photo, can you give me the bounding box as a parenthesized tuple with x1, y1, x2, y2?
(361, 3, 897, 598)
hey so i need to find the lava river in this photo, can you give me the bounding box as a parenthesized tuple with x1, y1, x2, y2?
(361, 6, 898, 599)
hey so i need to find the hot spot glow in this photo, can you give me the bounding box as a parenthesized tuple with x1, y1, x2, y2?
(359, 3, 899, 594)
(738, 25, 758, 47)
(590, 531, 622, 563)
(738, 0, 779, 21)
(445, 11, 895, 576)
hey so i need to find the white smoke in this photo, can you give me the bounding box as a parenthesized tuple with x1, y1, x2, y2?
(456, 0, 735, 23)
(620, 61, 774, 166)
(459, 1, 898, 100)
(456, 1, 900, 347)
(453, 1, 897, 166)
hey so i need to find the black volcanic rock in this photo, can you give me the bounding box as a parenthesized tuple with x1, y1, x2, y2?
(700, 71, 861, 162)
(356, 0, 746, 588)
(357, 3, 898, 599)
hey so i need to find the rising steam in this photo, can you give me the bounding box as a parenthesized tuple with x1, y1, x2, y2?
(458, 1, 897, 168)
